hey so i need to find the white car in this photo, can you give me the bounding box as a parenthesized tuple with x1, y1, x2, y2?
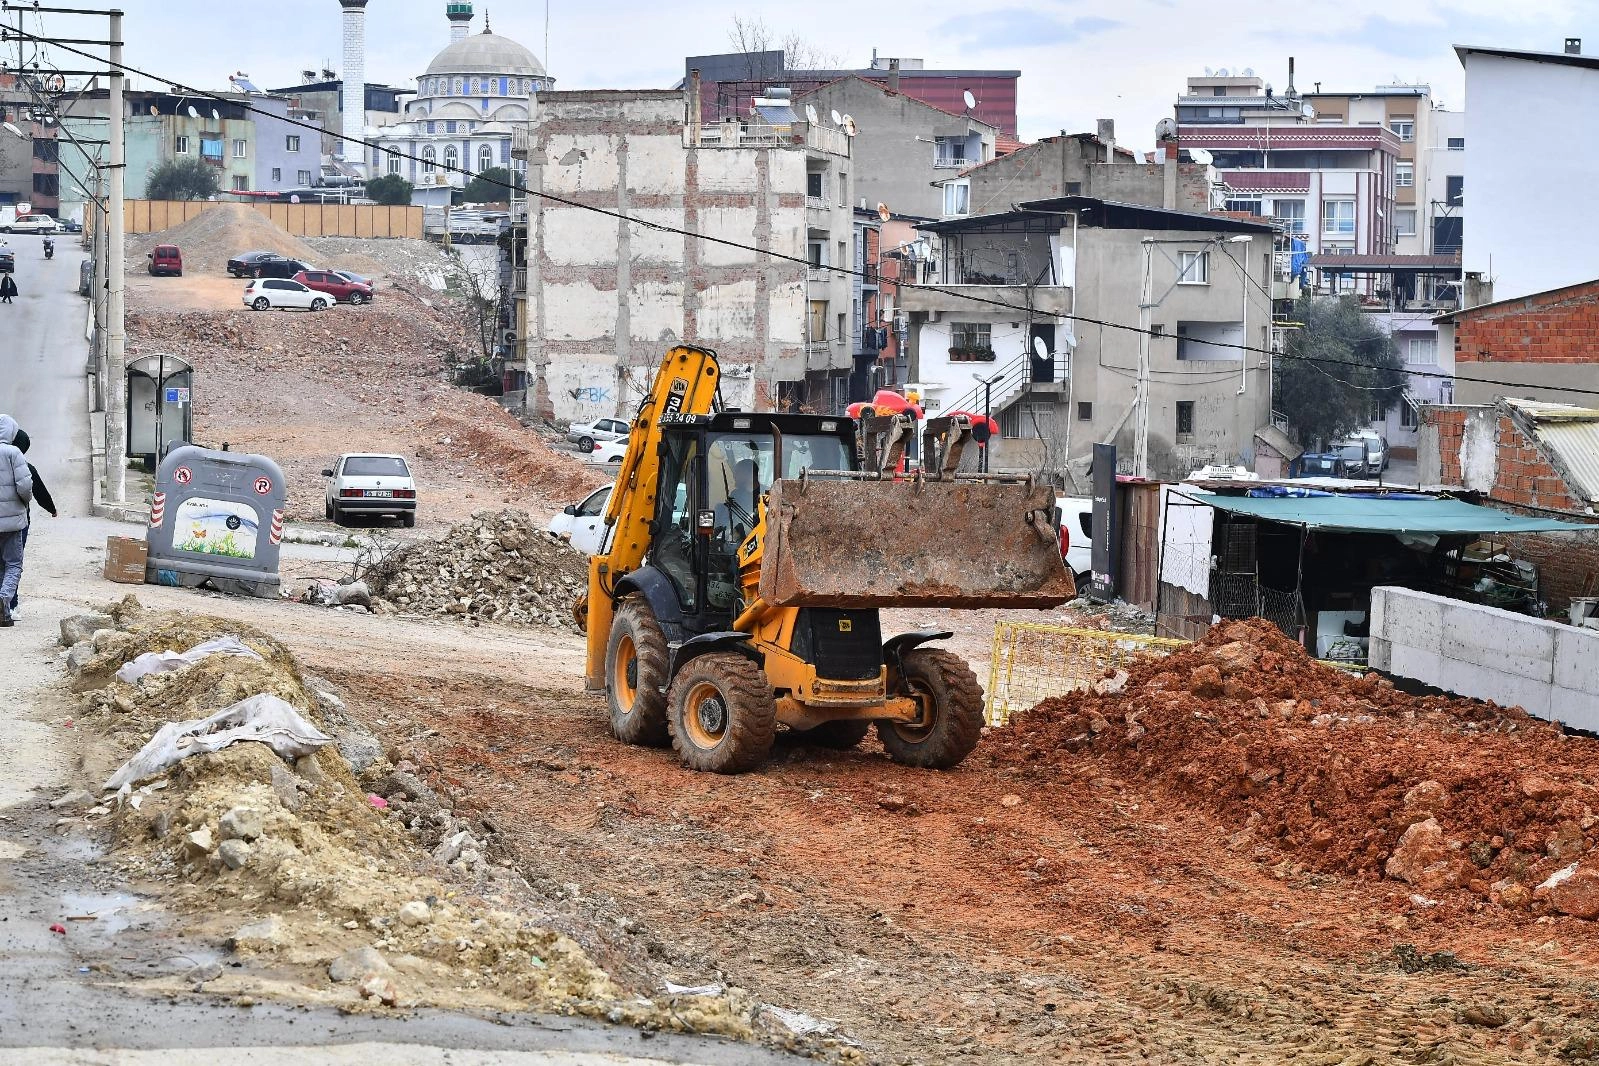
(1056, 496, 1094, 595)
(565, 417, 628, 453)
(242, 277, 330, 312)
(546, 484, 612, 555)
(589, 439, 627, 464)
(322, 453, 417, 527)
(5, 215, 58, 234)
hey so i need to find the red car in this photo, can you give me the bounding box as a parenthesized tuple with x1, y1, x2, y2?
(147, 244, 183, 276)
(293, 268, 373, 305)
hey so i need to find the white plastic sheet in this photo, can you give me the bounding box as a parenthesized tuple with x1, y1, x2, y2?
(115, 635, 263, 684)
(103, 694, 332, 791)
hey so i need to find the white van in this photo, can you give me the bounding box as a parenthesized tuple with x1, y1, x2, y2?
(1056, 496, 1094, 595)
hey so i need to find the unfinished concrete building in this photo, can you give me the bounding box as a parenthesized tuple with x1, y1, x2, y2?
(510, 83, 854, 423)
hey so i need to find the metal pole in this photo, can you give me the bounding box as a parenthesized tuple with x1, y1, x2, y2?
(1134, 240, 1153, 479)
(103, 8, 126, 503)
(981, 379, 991, 473)
(90, 170, 106, 409)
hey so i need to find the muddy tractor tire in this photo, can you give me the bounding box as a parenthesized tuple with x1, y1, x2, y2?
(797, 719, 871, 750)
(667, 652, 776, 774)
(878, 649, 985, 769)
(605, 594, 671, 747)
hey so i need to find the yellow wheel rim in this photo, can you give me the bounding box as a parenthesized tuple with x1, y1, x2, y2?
(682, 681, 728, 749)
(614, 635, 638, 712)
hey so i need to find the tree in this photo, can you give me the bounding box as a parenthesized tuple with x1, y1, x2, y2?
(146, 158, 219, 201)
(462, 166, 517, 204)
(726, 15, 841, 76)
(1278, 296, 1407, 448)
(365, 173, 414, 206)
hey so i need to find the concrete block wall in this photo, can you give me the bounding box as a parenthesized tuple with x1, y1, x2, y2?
(1370, 585, 1598, 731)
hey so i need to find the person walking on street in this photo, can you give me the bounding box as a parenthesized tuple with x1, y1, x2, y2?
(0, 418, 54, 619)
(0, 415, 32, 627)
(0, 273, 17, 303)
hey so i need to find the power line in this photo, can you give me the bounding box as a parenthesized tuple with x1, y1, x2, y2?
(18, 26, 1599, 402)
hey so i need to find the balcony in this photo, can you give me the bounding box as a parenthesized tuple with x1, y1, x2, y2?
(511, 125, 531, 159)
(899, 283, 1072, 315)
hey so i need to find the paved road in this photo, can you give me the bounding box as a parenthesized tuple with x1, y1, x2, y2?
(0, 246, 803, 1066)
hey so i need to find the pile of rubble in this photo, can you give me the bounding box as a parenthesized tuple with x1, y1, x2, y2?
(985, 618, 1599, 917)
(364, 510, 587, 630)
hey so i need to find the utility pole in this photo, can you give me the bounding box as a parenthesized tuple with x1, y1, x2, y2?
(104, 7, 125, 502)
(1133, 239, 1154, 479)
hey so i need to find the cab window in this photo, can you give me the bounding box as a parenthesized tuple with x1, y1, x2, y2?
(655, 435, 700, 611)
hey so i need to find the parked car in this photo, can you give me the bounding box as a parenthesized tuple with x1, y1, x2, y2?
(58, 217, 82, 233)
(1331, 440, 1374, 476)
(1353, 429, 1389, 473)
(565, 416, 629, 452)
(294, 268, 373, 304)
(330, 269, 375, 290)
(227, 250, 283, 277)
(251, 257, 315, 279)
(546, 484, 612, 554)
(322, 453, 416, 527)
(0, 248, 13, 274)
(4, 214, 57, 234)
(1055, 496, 1094, 595)
(78, 257, 91, 293)
(589, 439, 628, 463)
(1294, 452, 1358, 479)
(242, 278, 330, 312)
(147, 244, 183, 276)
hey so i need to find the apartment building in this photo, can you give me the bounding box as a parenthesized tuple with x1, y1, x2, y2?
(898, 197, 1275, 479)
(1301, 84, 1437, 255)
(509, 82, 853, 422)
(1176, 71, 1400, 295)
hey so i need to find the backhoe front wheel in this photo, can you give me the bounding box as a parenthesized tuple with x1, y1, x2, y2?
(879, 649, 985, 769)
(605, 595, 670, 747)
(667, 653, 775, 774)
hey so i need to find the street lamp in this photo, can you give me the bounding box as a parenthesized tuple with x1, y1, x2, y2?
(971, 369, 1005, 473)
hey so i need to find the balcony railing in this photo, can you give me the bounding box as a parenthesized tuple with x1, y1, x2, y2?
(511, 125, 531, 158)
(932, 156, 968, 170)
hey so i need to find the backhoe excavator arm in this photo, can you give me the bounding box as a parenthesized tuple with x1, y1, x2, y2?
(582, 346, 723, 689)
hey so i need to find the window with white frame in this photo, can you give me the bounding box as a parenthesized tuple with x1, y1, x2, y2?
(443, 145, 459, 170)
(1447, 136, 1464, 150)
(806, 171, 823, 200)
(1390, 119, 1414, 142)
(1400, 402, 1418, 429)
(949, 322, 992, 360)
(943, 180, 969, 217)
(1322, 199, 1355, 235)
(1395, 162, 1414, 188)
(231, 175, 249, 191)
(387, 152, 401, 175)
(174, 135, 189, 154)
(421, 146, 436, 174)
(806, 240, 825, 268)
(286, 135, 300, 152)
(1395, 209, 1416, 236)
(1177, 250, 1209, 285)
(1404, 334, 1438, 364)
(270, 167, 281, 182)
(1273, 199, 1306, 234)
(297, 169, 312, 185)
(478, 144, 494, 172)
(232, 138, 247, 159)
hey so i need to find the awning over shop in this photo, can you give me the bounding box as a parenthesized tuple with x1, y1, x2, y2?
(1184, 493, 1595, 535)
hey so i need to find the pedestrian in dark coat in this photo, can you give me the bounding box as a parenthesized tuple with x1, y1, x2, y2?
(0, 273, 17, 303)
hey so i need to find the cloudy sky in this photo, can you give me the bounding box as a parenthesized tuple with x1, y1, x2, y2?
(55, 0, 1599, 148)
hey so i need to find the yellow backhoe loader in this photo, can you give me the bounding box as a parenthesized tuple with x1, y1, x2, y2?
(580, 345, 1072, 773)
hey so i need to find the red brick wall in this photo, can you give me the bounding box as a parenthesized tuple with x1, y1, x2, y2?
(1428, 407, 1467, 485)
(1504, 531, 1599, 610)
(1454, 280, 1599, 365)
(1421, 407, 1581, 511)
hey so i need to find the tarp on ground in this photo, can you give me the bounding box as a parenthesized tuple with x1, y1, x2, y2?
(1184, 493, 1596, 535)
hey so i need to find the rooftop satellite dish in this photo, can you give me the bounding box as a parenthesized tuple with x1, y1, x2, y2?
(805, 103, 818, 124)
(211, 108, 220, 120)
(1188, 147, 1213, 165)
(1154, 116, 1178, 140)
(842, 114, 857, 136)
(149, 104, 158, 116)
(877, 201, 890, 222)
(962, 89, 977, 110)
(1216, 68, 1229, 77)
(1, 122, 21, 139)
(1032, 336, 1048, 360)
(830, 108, 842, 126)
(1243, 67, 1255, 76)
(186, 105, 198, 118)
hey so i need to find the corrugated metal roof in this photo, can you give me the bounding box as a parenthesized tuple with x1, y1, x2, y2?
(1505, 398, 1599, 504)
(1192, 493, 1594, 533)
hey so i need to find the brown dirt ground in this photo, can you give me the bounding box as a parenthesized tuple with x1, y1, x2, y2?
(299, 617, 1599, 1066)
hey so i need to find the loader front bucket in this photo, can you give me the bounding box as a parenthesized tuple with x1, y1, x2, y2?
(758, 477, 1074, 609)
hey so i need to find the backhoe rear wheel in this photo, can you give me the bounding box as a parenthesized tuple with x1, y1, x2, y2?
(797, 719, 871, 750)
(605, 594, 670, 747)
(667, 652, 776, 774)
(878, 649, 984, 769)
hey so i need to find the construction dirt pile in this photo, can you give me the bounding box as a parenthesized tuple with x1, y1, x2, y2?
(363, 509, 588, 630)
(52, 596, 775, 1044)
(125, 291, 605, 526)
(127, 203, 321, 276)
(985, 618, 1599, 918)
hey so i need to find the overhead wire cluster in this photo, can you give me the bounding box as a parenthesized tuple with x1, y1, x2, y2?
(12, 22, 1599, 401)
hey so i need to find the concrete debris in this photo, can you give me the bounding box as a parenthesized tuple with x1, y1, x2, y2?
(218, 806, 264, 842)
(228, 914, 287, 952)
(398, 900, 433, 927)
(184, 827, 214, 855)
(357, 972, 401, 1007)
(363, 510, 587, 631)
(329, 945, 394, 983)
(218, 838, 253, 870)
(59, 613, 114, 648)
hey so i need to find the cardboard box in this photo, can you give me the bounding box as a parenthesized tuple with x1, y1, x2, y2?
(104, 536, 148, 584)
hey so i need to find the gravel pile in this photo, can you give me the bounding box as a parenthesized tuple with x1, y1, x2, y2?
(365, 510, 588, 630)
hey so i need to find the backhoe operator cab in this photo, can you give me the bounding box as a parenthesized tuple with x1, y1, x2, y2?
(584, 346, 1071, 775)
